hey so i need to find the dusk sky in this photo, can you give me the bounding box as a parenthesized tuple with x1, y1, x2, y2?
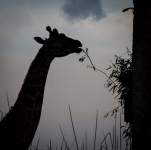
(0, 0, 133, 149)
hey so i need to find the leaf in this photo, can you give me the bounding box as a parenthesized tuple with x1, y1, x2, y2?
(86, 48, 88, 53)
(103, 113, 108, 118)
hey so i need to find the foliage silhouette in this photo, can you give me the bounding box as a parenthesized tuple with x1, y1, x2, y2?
(104, 48, 132, 140)
(79, 48, 133, 140)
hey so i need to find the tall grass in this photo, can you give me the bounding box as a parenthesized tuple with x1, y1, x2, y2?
(30, 108, 132, 150)
(0, 95, 132, 150)
(100, 111, 132, 150)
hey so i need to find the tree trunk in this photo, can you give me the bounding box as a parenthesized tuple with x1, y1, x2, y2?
(132, 1, 151, 150)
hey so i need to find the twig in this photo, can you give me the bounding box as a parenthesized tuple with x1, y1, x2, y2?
(81, 49, 96, 71)
(80, 48, 117, 86)
(87, 65, 117, 86)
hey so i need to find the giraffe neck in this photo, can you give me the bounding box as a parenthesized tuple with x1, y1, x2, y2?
(0, 47, 54, 150)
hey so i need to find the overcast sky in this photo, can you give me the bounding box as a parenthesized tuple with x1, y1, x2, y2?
(0, 0, 133, 149)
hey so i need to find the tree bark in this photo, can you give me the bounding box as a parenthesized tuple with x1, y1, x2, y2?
(132, 1, 151, 150)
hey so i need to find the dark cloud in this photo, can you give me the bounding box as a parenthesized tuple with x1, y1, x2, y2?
(61, 0, 106, 21)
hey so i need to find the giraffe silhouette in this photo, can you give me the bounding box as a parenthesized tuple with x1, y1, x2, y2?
(0, 26, 82, 150)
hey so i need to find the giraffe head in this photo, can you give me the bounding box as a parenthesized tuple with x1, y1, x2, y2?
(34, 26, 82, 57)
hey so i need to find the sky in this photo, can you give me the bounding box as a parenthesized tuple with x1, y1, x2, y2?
(0, 0, 133, 149)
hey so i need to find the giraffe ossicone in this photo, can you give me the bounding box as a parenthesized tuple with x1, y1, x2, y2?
(0, 26, 82, 150)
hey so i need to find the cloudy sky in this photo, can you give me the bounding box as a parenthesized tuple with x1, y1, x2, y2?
(0, 0, 133, 149)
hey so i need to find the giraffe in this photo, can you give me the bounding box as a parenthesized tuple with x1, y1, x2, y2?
(0, 26, 82, 150)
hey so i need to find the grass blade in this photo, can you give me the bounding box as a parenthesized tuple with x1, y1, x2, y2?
(120, 111, 122, 150)
(85, 131, 87, 150)
(36, 137, 40, 150)
(113, 125, 114, 150)
(93, 109, 98, 150)
(69, 105, 79, 150)
(0, 110, 3, 120)
(115, 116, 116, 150)
(59, 124, 69, 150)
(69, 140, 75, 150)
(6, 92, 10, 110)
(117, 136, 118, 150)
(60, 140, 64, 150)
(102, 130, 108, 150)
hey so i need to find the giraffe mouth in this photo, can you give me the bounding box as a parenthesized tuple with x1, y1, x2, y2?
(75, 41, 82, 53)
(76, 47, 83, 53)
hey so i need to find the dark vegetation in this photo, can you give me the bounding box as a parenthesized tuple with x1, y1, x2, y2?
(0, 48, 132, 150)
(79, 47, 132, 149)
(29, 47, 133, 150)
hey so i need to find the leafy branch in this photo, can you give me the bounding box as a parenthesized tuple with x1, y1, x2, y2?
(79, 47, 133, 139)
(79, 48, 117, 86)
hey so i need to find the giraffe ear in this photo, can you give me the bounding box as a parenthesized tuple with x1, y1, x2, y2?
(34, 37, 46, 44)
(53, 29, 59, 36)
(46, 26, 52, 33)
